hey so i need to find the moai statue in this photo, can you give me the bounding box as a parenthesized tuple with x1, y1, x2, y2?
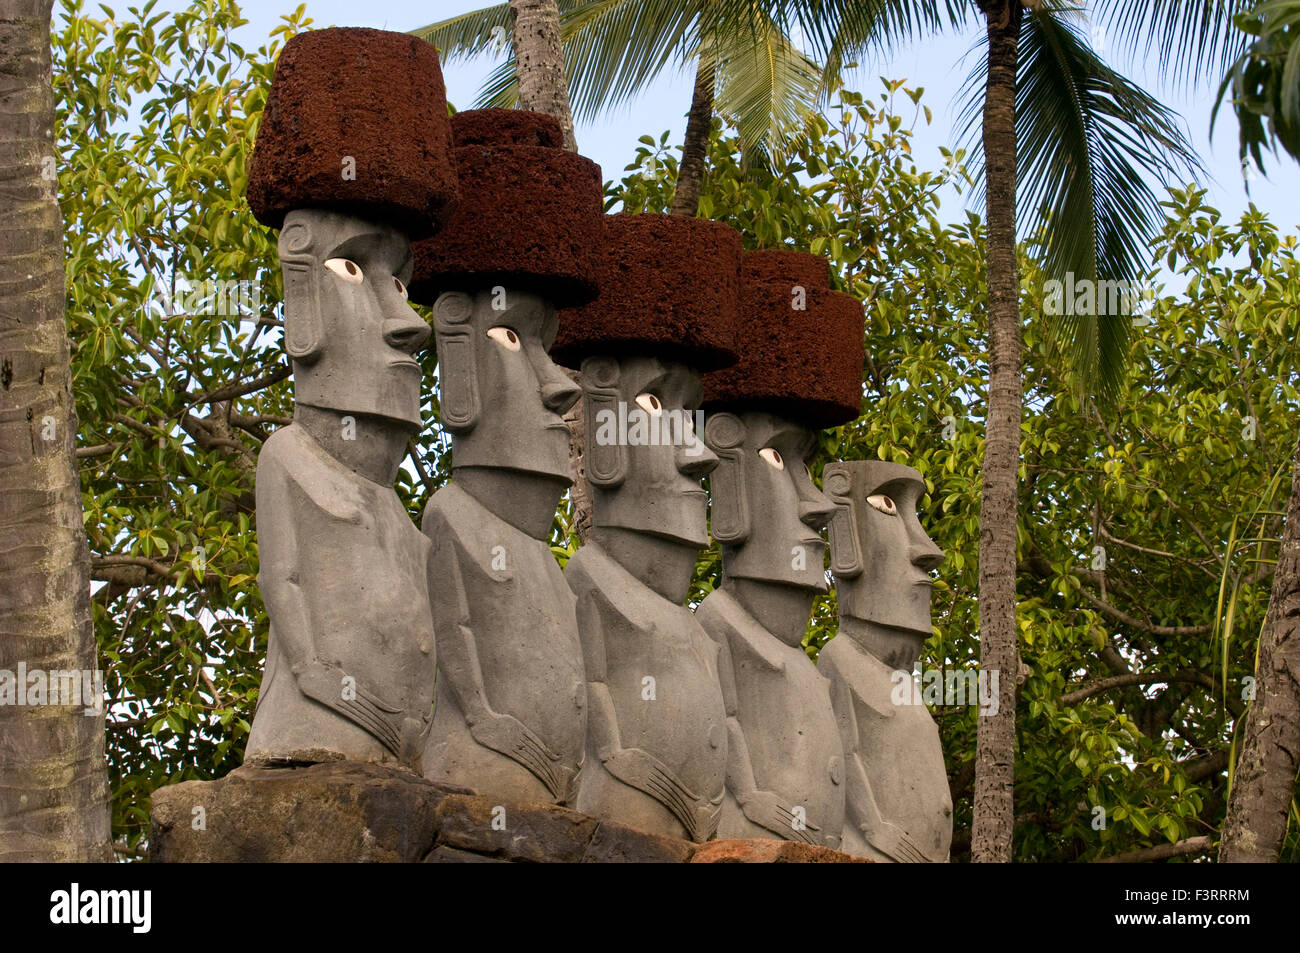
(548, 215, 742, 842)
(695, 250, 864, 848)
(821, 460, 951, 862)
(406, 109, 603, 804)
(241, 28, 459, 771)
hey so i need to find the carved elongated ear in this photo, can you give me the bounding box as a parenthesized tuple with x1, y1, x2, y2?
(704, 412, 749, 544)
(823, 463, 864, 578)
(433, 292, 480, 432)
(279, 222, 323, 364)
(582, 356, 626, 487)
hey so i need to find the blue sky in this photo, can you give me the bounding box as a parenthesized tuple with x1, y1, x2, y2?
(148, 0, 1298, 239)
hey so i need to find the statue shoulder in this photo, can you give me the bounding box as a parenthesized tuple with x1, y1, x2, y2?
(820, 636, 901, 718)
(255, 425, 365, 523)
(696, 590, 785, 673)
(565, 544, 654, 637)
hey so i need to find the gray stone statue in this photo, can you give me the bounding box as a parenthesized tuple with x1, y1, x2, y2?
(406, 108, 604, 804)
(695, 249, 864, 848)
(695, 411, 844, 847)
(418, 289, 587, 803)
(239, 26, 459, 773)
(550, 214, 744, 842)
(821, 460, 952, 862)
(243, 208, 440, 771)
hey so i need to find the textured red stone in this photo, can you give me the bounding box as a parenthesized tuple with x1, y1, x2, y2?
(407, 109, 604, 308)
(702, 249, 864, 429)
(450, 108, 563, 149)
(246, 27, 459, 238)
(550, 214, 742, 371)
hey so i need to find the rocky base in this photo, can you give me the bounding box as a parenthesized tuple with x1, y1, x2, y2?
(149, 762, 869, 863)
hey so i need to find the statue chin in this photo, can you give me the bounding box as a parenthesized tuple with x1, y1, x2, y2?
(451, 427, 574, 484)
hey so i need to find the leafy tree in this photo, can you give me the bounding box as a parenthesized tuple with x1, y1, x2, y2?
(1214, 0, 1300, 864)
(0, 0, 111, 862)
(55, 0, 320, 853)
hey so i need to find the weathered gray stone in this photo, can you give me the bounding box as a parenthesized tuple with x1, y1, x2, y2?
(245, 209, 438, 772)
(423, 845, 508, 863)
(421, 288, 587, 805)
(148, 762, 468, 863)
(149, 763, 874, 863)
(822, 460, 952, 863)
(429, 792, 696, 863)
(581, 818, 696, 863)
(568, 355, 728, 843)
(697, 411, 845, 849)
(432, 793, 599, 862)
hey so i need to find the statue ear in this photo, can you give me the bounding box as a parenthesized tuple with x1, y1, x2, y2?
(433, 292, 480, 432)
(279, 222, 323, 364)
(582, 356, 626, 487)
(823, 463, 864, 578)
(704, 412, 749, 544)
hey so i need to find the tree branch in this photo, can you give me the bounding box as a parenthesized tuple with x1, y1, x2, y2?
(1077, 587, 1211, 637)
(1062, 669, 1215, 705)
(1095, 835, 1213, 863)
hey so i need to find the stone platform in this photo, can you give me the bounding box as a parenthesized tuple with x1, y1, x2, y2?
(149, 762, 869, 863)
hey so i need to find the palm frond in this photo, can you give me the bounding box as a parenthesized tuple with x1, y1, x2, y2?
(1091, 0, 1255, 89)
(814, 0, 971, 83)
(474, 56, 520, 109)
(957, 10, 1200, 401)
(710, 12, 826, 154)
(559, 0, 705, 123)
(408, 4, 514, 62)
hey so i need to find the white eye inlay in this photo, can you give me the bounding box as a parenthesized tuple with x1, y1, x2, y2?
(867, 493, 897, 515)
(487, 326, 521, 351)
(393, 277, 408, 299)
(759, 448, 784, 470)
(324, 258, 364, 284)
(635, 393, 663, 416)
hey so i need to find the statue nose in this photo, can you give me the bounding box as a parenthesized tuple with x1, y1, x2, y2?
(798, 498, 836, 531)
(910, 541, 944, 572)
(540, 370, 581, 415)
(383, 315, 431, 355)
(677, 442, 718, 479)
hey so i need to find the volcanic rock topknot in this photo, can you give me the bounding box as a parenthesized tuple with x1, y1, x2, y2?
(550, 214, 743, 372)
(702, 249, 864, 429)
(246, 27, 458, 239)
(407, 108, 604, 308)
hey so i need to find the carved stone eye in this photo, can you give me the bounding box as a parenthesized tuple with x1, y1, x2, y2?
(635, 393, 662, 416)
(487, 326, 520, 351)
(393, 277, 408, 299)
(867, 493, 897, 515)
(759, 448, 784, 470)
(324, 258, 363, 284)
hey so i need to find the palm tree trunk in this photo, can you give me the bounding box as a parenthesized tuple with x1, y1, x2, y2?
(507, 0, 594, 541)
(1220, 427, 1300, 862)
(670, 57, 714, 217)
(970, 0, 1022, 864)
(0, 0, 112, 862)
(508, 0, 578, 151)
